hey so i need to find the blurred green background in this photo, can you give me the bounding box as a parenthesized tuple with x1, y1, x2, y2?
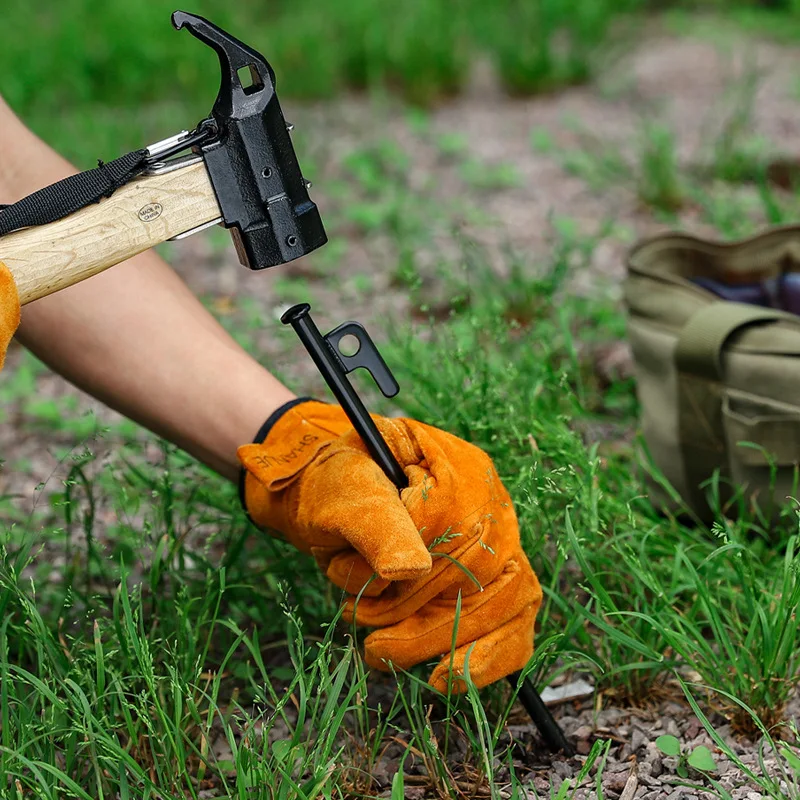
(3, 0, 800, 162)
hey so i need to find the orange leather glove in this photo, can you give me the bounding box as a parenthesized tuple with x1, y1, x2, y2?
(238, 399, 543, 692)
(0, 260, 20, 372)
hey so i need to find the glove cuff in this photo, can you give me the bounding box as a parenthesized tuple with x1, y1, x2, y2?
(238, 396, 355, 530)
(237, 396, 317, 513)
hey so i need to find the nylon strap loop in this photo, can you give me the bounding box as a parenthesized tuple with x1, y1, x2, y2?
(0, 149, 149, 237)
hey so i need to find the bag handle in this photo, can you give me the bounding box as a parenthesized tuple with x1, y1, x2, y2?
(675, 303, 793, 379)
(674, 302, 795, 515)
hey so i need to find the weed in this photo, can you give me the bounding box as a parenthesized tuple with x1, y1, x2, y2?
(636, 122, 685, 213)
(656, 734, 718, 778)
(697, 54, 770, 183)
(679, 681, 800, 799)
(6, 224, 800, 794)
(476, 0, 637, 95)
(557, 131, 631, 195)
(458, 159, 522, 191)
(557, 119, 686, 217)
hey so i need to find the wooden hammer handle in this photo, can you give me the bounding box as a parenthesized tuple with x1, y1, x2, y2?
(0, 160, 222, 305)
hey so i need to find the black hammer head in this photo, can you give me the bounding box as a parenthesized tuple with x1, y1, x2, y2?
(172, 11, 327, 270)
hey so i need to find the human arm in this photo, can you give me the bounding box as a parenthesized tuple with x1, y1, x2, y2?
(0, 95, 294, 481)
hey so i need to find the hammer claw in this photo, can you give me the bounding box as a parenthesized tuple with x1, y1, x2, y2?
(171, 11, 277, 119)
(172, 10, 327, 269)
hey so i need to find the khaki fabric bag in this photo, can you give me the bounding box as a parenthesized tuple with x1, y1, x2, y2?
(624, 227, 800, 523)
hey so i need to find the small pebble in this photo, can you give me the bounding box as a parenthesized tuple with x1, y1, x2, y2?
(683, 719, 701, 740)
(552, 760, 574, 779)
(573, 725, 593, 740)
(637, 763, 653, 786)
(619, 771, 639, 800)
(650, 756, 663, 778)
(608, 760, 633, 773)
(371, 761, 390, 787)
(603, 771, 630, 793)
(631, 727, 648, 753)
(665, 790, 687, 800)
(598, 708, 625, 726)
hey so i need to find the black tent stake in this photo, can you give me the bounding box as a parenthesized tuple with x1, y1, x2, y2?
(282, 303, 574, 755)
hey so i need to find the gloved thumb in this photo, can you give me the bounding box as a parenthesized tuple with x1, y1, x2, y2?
(298, 443, 432, 581)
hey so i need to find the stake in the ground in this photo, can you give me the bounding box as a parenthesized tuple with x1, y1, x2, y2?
(282, 302, 574, 755)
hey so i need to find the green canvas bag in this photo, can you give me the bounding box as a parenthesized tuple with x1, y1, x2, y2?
(624, 226, 800, 523)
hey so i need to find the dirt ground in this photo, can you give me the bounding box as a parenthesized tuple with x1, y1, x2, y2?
(4, 24, 800, 798)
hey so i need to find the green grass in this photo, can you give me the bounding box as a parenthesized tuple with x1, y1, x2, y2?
(8, 120, 800, 795)
(3, 1, 796, 165)
(8, 2, 800, 795)
(554, 62, 800, 232)
(0, 0, 680, 142)
(385, 247, 800, 753)
(0, 0, 624, 117)
(3, 0, 790, 130)
(666, 4, 800, 45)
(6, 226, 800, 794)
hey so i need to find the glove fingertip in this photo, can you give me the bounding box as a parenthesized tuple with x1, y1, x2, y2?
(374, 545, 432, 581)
(362, 641, 394, 674)
(429, 662, 464, 694)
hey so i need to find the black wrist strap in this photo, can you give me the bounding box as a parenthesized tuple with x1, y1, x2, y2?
(0, 149, 149, 236)
(237, 396, 316, 514)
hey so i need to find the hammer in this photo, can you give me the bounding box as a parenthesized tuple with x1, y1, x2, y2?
(0, 12, 326, 301)
(0, 11, 572, 753)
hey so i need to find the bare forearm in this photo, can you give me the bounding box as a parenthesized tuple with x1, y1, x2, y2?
(16, 257, 294, 480)
(0, 97, 294, 481)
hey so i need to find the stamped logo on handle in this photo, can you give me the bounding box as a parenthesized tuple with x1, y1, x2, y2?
(138, 203, 163, 222)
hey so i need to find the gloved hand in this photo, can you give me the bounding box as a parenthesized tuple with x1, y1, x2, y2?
(238, 399, 542, 692)
(0, 260, 20, 371)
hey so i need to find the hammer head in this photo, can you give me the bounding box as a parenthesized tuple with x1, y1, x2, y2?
(172, 11, 327, 270)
